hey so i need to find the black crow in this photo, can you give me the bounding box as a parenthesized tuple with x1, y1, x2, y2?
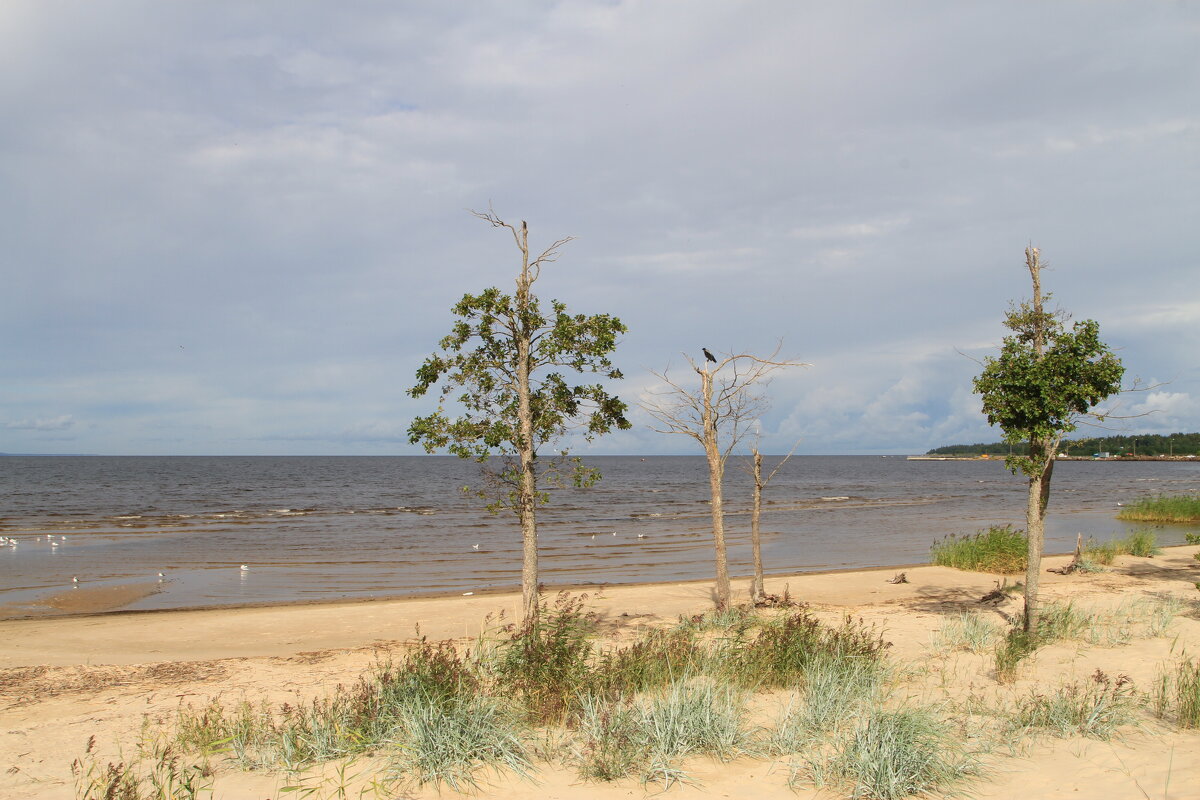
(702, 347, 717, 363)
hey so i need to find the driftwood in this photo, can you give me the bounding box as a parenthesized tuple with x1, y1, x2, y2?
(1047, 533, 1086, 575)
(980, 578, 1014, 605)
(886, 572, 908, 584)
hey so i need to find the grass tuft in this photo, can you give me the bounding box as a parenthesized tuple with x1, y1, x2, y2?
(802, 705, 983, 800)
(386, 693, 533, 792)
(1010, 669, 1139, 740)
(1153, 656, 1200, 729)
(930, 526, 1027, 573)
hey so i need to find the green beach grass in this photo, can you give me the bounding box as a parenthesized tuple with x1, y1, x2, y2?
(929, 525, 1027, 573)
(1116, 494, 1200, 522)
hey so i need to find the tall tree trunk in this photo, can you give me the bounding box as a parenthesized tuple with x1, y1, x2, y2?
(701, 369, 730, 608)
(515, 221, 539, 623)
(750, 449, 765, 604)
(1023, 454, 1045, 633)
(1021, 245, 1048, 634)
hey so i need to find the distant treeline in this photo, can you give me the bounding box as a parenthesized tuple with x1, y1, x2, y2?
(927, 432, 1200, 457)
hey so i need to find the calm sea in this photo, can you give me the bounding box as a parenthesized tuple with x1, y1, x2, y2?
(1, 455, 1197, 616)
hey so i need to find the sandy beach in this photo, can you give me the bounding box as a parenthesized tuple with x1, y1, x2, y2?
(3, 546, 1199, 800)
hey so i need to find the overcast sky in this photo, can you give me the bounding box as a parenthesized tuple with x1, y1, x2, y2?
(2, 2, 1197, 456)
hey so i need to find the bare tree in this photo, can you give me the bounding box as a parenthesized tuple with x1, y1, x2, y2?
(642, 346, 807, 608)
(745, 438, 800, 604)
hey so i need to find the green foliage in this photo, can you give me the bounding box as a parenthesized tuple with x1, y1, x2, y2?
(974, 310, 1123, 477)
(1117, 495, 1200, 523)
(491, 592, 598, 722)
(407, 224, 630, 510)
(927, 430, 1200, 457)
(930, 526, 1028, 573)
(717, 609, 889, 690)
(994, 626, 1038, 683)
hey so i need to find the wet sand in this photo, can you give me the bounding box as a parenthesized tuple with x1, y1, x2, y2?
(2, 546, 1199, 799)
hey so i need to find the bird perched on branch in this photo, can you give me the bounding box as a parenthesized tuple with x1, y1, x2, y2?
(702, 347, 717, 363)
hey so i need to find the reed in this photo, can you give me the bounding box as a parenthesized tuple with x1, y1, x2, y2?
(1116, 494, 1200, 522)
(930, 526, 1027, 573)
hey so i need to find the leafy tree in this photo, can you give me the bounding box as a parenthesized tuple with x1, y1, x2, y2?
(408, 210, 630, 622)
(973, 246, 1123, 631)
(642, 346, 806, 608)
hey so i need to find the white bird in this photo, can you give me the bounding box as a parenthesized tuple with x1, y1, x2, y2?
(72, 576, 79, 583)
(239, 565, 250, 571)
(637, 533, 646, 539)
(472, 544, 480, 550)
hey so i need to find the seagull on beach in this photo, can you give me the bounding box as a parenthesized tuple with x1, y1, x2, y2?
(472, 543, 480, 550)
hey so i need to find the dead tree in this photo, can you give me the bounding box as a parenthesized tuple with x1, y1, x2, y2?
(642, 345, 807, 608)
(745, 439, 800, 604)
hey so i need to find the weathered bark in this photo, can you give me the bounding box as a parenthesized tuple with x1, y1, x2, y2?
(750, 450, 765, 604)
(515, 221, 540, 622)
(1021, 246, 1050, 634)
(701, 368, 731, 608)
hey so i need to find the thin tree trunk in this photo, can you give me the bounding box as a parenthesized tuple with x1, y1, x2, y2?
(702, 369, 730, 608)
(750, 449, 765, 604)
(515, 221, 539, 623)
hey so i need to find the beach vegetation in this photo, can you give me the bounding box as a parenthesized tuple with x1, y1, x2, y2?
(385, 692, 534, 792)
(933, 611, 1002, 654)
(407, 209, 630, 622)
(1009, 670, 1139, 740)
(797, 705, 984, 800)
(1153, 655, 1200, 729)
(72, 734, 213, 800)
(490, 591, 598, 722)
(640, 344, 808, 608)
(930, 525, 1027, 573)
(972, 245, 1124, 632)
(1116, 494, 1200, 523)
(95, 589, 1198, 798)
(1081, 529, 1162, 564)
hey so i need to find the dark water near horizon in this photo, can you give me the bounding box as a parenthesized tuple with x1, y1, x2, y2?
(1, 455, 1198, 617)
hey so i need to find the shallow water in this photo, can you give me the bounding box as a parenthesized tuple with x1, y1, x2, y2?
(1, 455, 1197, 616)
